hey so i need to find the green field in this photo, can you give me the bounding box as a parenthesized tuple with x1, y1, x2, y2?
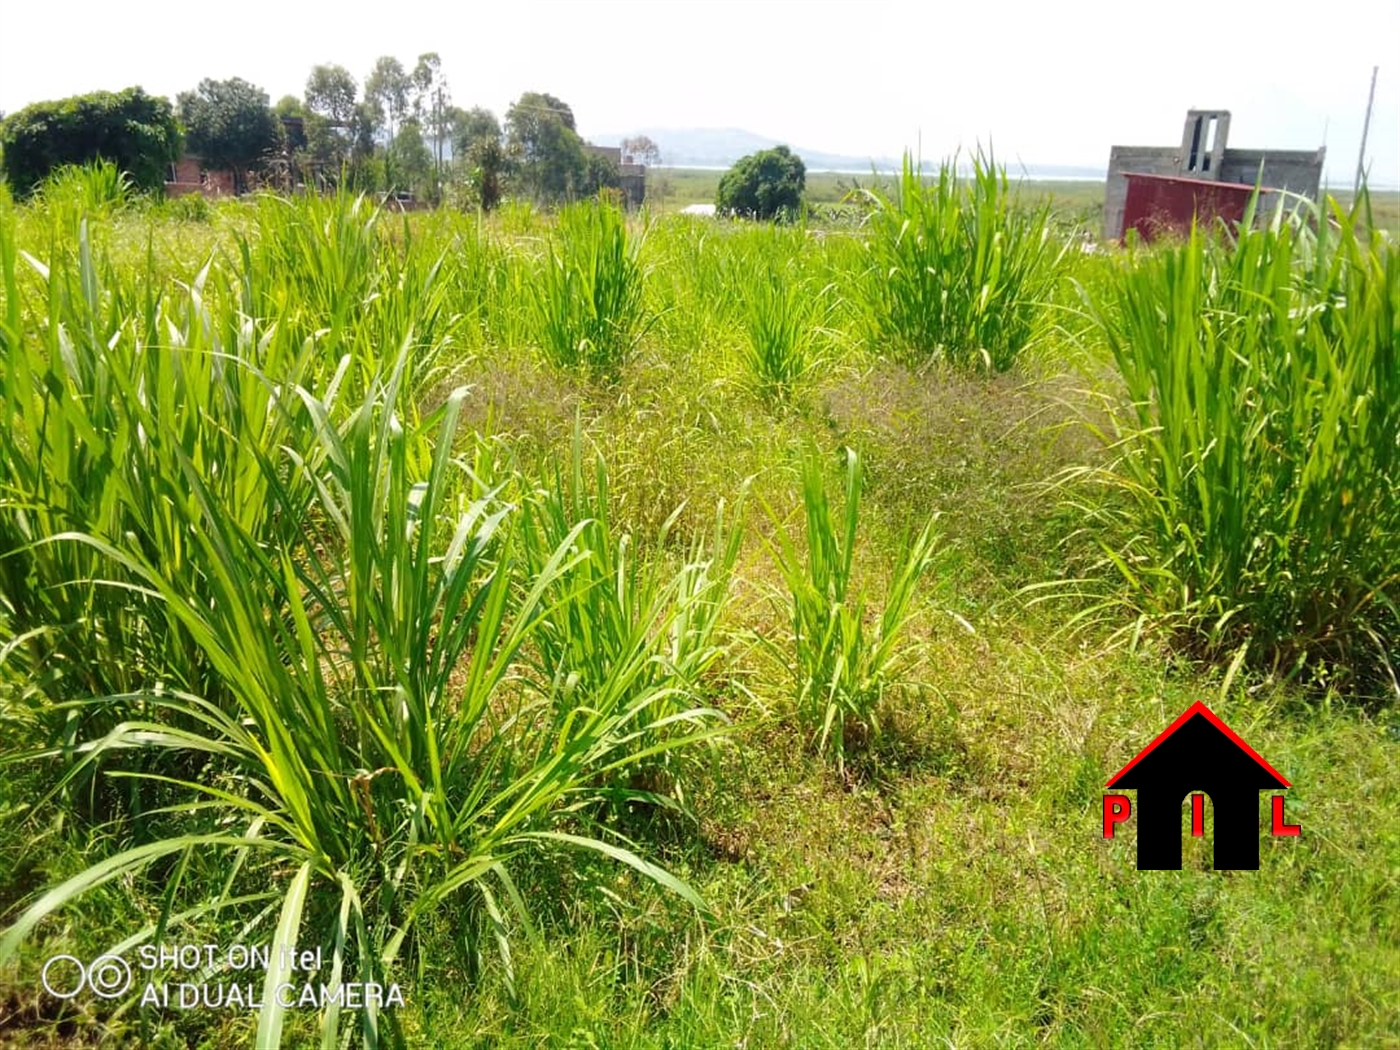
(649, 166, 1400, 237)
(1, 163, 1398, 1048)
(648, 166, 1106, 215)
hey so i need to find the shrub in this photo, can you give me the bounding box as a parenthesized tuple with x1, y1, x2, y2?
(161, 190, 214, 224)
(0, 87, 181, 197)
(716, 146, 806, 221)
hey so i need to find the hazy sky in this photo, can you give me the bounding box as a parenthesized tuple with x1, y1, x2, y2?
(2, 0, 1397, 185)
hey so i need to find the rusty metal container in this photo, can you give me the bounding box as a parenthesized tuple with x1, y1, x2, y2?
(1121, 172, 1270, 243)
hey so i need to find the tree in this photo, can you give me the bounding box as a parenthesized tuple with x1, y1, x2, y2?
(176, 77, 278, 193)
(450, 106, 501, 158)
(364, 56, 409, 144)
(716, 145, 806, 221)
(273, 96, 308, 152)
(505, 91, 585, 202)
(467, 137, 507, 211)
(305, 64, 358, 126)
(348, 103, 380, 190)
(363, 56, 409, 190)
(509, 91, 576, 134)
(274, 94, 306, 131)
(267, 96, 308, 191)
(620, 135, 661, 166)
(410, 52, 451, 178)
(0, 87, 181, 197)
(389, 119, 433, 197)
(303, 65, 359, 184)
(582, 151, 621, 196)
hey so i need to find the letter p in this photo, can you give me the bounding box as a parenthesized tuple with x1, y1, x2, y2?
(1103, 794, 1131, 838)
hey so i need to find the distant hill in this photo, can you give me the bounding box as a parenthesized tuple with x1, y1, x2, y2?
(588, 127, 1107, 180)
(589, 127, 899, 172)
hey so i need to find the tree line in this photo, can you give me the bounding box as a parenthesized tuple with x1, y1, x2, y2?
(0, 59, 664, 209)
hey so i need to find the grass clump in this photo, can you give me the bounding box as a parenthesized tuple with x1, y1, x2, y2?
(37, 159, 136, 230)
(533, 200, 648, 380)
(518, 425, 745, 809)
(1064, 200, 1400, 693)
(0, 357, 718, 1047)
(737, 255, 837, 408)
(860, 150, 1068, 371)
(764, 447, 938, 772)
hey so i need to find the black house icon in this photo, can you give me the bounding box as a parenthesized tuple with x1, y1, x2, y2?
(1107, 702, 1290, 870)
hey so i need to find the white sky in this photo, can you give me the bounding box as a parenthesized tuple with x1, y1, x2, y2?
(1, 0, 1397, 185)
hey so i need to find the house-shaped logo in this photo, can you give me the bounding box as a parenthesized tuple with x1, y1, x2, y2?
(1103, 702, 1300, 870)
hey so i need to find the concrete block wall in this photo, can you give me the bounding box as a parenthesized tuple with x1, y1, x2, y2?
(1104, 146, 1179, 241)
(1104, 113, 1325, 240)
(1218, 148, 1325, 204)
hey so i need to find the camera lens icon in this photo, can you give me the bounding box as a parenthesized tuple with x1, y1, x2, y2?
(41, 954, 132, 1000)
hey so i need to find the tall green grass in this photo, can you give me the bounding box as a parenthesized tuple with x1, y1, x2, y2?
(532, 201, 649, 380)
(765, 448, 938, 771)
(37, 160, 136, 231)
(0, 352, 718, 1047)
(0, 196, 724, 1047)
(0, 216, 321, 772)
(860, 152, 1069, 371)
(518, 426, 744, 807)
(641, 217, 755, 361)
(736, 251, 837, 407)
(1060, 199, 1400, 691)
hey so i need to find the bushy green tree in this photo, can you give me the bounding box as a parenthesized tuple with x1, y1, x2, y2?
(176, 77, 278, 193)
(302, 64, 357, 182)
(717, 145, 806, 221)
(583, 150, 621, 196)
(389, 119, 433, 197)
(0, 87, 181, 196)
(450, 105, 501, 158)
(506, 91, 585, 202)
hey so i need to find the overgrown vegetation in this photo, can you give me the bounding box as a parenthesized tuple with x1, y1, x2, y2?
(764, 448, 938, 772)
(0, 87, 182, 197)
(862, 151, 1069, 371)
(1, 171, 1397, 1048)
(1057, 196, 1400, 691)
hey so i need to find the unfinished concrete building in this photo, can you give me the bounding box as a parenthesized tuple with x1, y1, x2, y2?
(1103, 110, 1325, 241)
